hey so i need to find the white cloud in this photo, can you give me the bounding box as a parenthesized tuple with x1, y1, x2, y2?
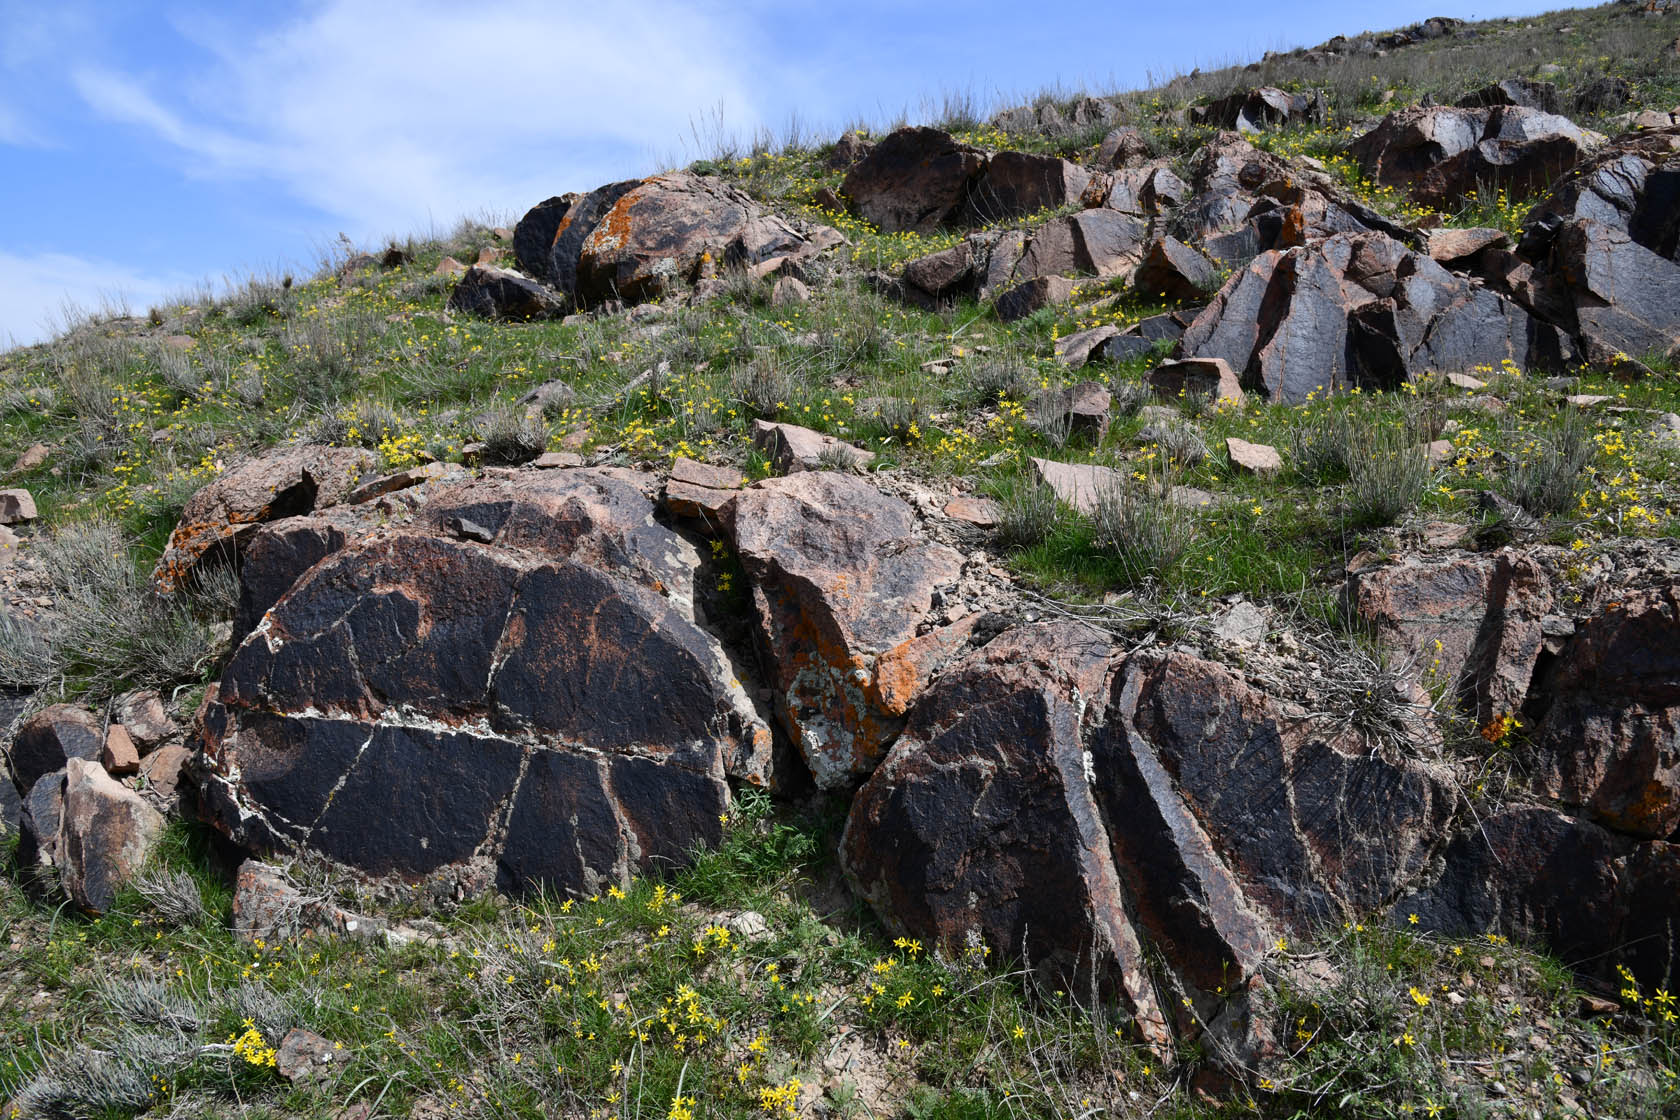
(72, 1, 776, 241)
(0, 250, 188, 350)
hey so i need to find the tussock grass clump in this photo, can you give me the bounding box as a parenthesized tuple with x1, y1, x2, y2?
(1346, 420, 1432, 527)
(732, 351, 800, 420)
(1090, 480, 1195, 587)
(131, 867, 208, 930)
(0, 520, 229, 697)
(1508, 408, 1595, 518)
(994, 478, 1064, 550)
(472, 402, 547, 465)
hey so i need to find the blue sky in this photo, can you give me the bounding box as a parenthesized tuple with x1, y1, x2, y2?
(0, 0, 1560, 348)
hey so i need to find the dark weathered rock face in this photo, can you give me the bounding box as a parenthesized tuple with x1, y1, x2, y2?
(1349, 104, 1602, 208)
(196, 462, 785, 896)
(841, 127, 987, 234)
(1457, 78, 1561, 115)
(841, 623, 1174, 1047)
(1195, 86, 1327, 133)
(1179, 230, 1568, 401)
(1526, 585, 1680, 840)
(845, 631, 1449, 1058)
(11, 705, 103, 798)
(447, 265, 564, 320)
(512, 193, 576, 282)
(201, 531, 761, 892)
(1133, 237, 1219, 302)
(727, 472, 962, 789)
(963, 152, 1091, 224)
(151, 446, 378, 593)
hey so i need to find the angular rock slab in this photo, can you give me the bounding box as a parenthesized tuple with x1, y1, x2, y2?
(1180, 230, 1567, 402)
(201, 530, 770, 895)
(1121, 650, 1457, 931)
(1527, 583, 1680, 839)
(152, 445, 378, 593)
(841, 623, 1173, 1048)
(1346, 549, 1552, 726)
(59, 757, 166, 914)
(727, 472, 961, 788)
(446, 265, 563, 320)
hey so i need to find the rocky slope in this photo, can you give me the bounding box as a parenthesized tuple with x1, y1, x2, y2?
(5, 3, 1680, 1117)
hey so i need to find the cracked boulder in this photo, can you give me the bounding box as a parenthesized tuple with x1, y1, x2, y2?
(152, 445, 378, 593)
(58, 758, 167, 914)
(511, 193, 577, 282)
(447, 265, 564, 320)
(842, 631, 1452, 1063)
(726, 472, 963, 789)
(1516, 131, 1680, 363)
(1179, 230, 1570, 402)
(200, 465, 779, 896)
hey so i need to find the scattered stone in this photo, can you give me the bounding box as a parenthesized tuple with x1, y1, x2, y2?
(1052, 325, 1119, 369)
(750, 419, 875, 473)
(100, 725, 139, 776)
(1196, 86, 1327, 133)
(531, 451, 583, 468)
(0, 489, 36, 524)
(942, 495, 1000, 528)
(58, 757, 166, 914)
(995, 275, 1076, 321)
(1573, 76, 1633, 116)
(770, 275, 810, 306)
(1423, 439, 1455, 464)
(1225, 437, 1282, 475)
(13, 443, 48, 472)
(276, 1028, 339, 1083)
(825, 131, 874, 171)
(434, 256, 467, 275)
(1213, 600, 1268, 645)
(1447, 372, 1488, 390)
(1029, 457, 1124, 515)
(1149, 357, 1246, 407)
(901, 241, 975, 305)
(137, 744, 192, 813)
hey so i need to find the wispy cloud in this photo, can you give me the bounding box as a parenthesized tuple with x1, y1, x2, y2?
(71, 1, 776, 239)
(0, 250, 188, 349)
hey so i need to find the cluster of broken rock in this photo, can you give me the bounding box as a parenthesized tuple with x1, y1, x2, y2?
(7, 83, 1680, 1079)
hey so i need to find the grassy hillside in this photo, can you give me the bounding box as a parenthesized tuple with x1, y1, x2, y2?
(3, 3, 1680, 1117)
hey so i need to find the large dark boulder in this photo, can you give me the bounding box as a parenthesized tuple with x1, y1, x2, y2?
(1179, 230, 1570, 401)
(447, 265, 564, 320)
(58, 758, 165, 914)
(1195, 86, 1326, 133)
(962, 152, 1091, 224)
(511, 193, 576, 282)
(1457, 78, 1561, 115)
(840, 127, 987, 234)
(200, 531, 763, 893)
(726, 472, 963, 789)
